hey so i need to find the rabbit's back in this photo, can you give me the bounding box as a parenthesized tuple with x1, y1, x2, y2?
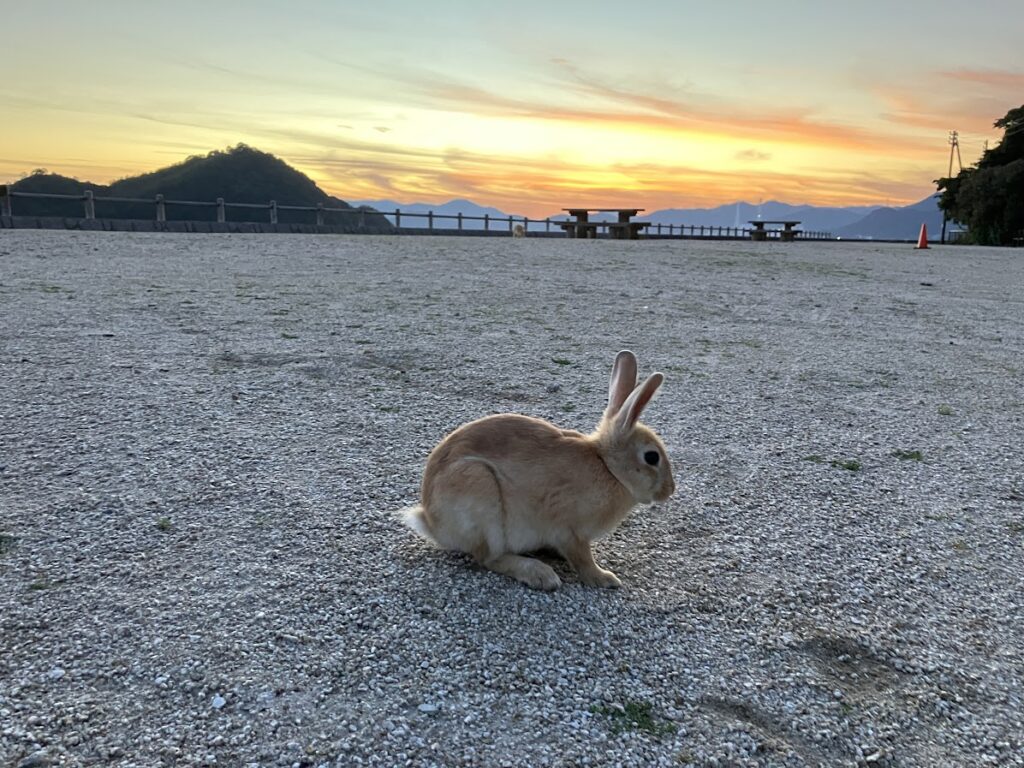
(421, 414, 630, 551)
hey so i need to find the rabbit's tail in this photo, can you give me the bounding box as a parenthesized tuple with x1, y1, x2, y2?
(398, 504, 436, 542)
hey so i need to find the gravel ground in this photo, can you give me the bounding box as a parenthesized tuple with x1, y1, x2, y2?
(1, 230, 1022, 768)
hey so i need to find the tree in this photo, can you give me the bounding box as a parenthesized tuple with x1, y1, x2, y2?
(937, 105, 1024, 245)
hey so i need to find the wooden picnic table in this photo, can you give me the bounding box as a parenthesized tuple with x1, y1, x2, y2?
(748, 220, 802, 242)
(560, 208, 651, 240)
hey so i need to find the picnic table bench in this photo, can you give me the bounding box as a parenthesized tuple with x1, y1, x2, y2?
(560, 208, 651, 240)
(749, 220, 802, 242)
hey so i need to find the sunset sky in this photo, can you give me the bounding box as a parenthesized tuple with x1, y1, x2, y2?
(3, 1, 1022, 216)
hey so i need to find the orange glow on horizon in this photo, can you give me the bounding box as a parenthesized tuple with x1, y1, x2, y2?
(2, 3, 1017, 218)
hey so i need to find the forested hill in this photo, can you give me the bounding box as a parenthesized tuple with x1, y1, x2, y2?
(6, 145, 393, 232)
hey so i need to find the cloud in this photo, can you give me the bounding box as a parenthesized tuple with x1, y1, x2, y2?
(872, 69, 1021, 139)
(940, 68, 1024, 90)
(298, 52, 934, 154)
(735, 149, 771, 161)
(373, 60, 935, 156)
(284, 128, 935, 215)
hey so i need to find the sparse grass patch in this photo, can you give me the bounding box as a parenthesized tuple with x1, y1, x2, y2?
(938, 404, 954, 416)
(831, 459, 862, 472)
(1006, 521, 1024, 535)
(28, 579, 53, 591)
(281, 332, 299, 339)
(551, 357, 572, 366)
(802, 454, 826, 464)
(590, 699, 677, 737)
(0, 533, 15, 556)
(951, 538, 968, 552)
(892, 449, 923, 461)
(156, 517, 172, 532)
(377, 405, 400, 413)
(561, 403, 576, 413)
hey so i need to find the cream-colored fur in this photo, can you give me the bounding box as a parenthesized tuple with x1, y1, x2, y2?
(403, 351, 675, 590)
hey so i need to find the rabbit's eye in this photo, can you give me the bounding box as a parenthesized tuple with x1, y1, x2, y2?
(644, 450, 660, 466)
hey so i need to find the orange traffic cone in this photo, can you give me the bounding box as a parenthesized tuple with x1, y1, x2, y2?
(915, 223, 929, 249)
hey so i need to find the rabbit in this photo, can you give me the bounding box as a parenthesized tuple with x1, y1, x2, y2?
(401, 350, 675, 590)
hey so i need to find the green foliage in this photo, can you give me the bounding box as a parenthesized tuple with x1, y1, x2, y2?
(831, 458, 862, 472)
(892, 449, 923, 461)
(590, 700, 678, 736)
(936, 105, 1024, 245)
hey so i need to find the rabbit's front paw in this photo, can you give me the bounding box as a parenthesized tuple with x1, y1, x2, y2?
(522, 560, 562, 591)
(581, 568, 622, 589)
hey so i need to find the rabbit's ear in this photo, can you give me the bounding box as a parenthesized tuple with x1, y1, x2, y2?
(604, 350, 638, 420)
(614, 372, 664, 433)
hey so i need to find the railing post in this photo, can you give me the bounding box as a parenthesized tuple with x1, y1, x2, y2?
(523, 217, 529, 233)
(269, 200, 278, 225)
(155, 194, 166, 222)
(83, 190, 95, 220)
(484, 214, 489, 231)
(216, 198, 225, 223)
(546, 218, 551, 233)
(316, 203, 325, 227)
(657, 222, 662, 235)
(457, 212, 463, 231)
(359, 208, 365, 230)
(1, 185, 12, 217)
(428, 211, 433, 231)
(508, 216, 513, 233)
(394, 209, 401, 229)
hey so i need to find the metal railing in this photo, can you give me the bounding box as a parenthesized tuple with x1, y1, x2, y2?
(0, 186, 834, 239)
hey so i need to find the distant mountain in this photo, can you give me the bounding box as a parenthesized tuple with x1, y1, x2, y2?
(835, 196, 946, 240)
(356, 198, 885, 235)
(355, 195, 951, 239)
(7, 145, 392, 233)
(644, 201, 880, 233)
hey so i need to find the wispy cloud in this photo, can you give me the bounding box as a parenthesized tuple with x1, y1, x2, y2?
(873, 68, 1021, 139)
(286, 130, 934, 214)
(941, 68, 1024, 89)
(303, 53, 935, 155)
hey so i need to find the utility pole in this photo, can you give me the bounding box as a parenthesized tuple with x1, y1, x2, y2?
(941, 130, 962, 244)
